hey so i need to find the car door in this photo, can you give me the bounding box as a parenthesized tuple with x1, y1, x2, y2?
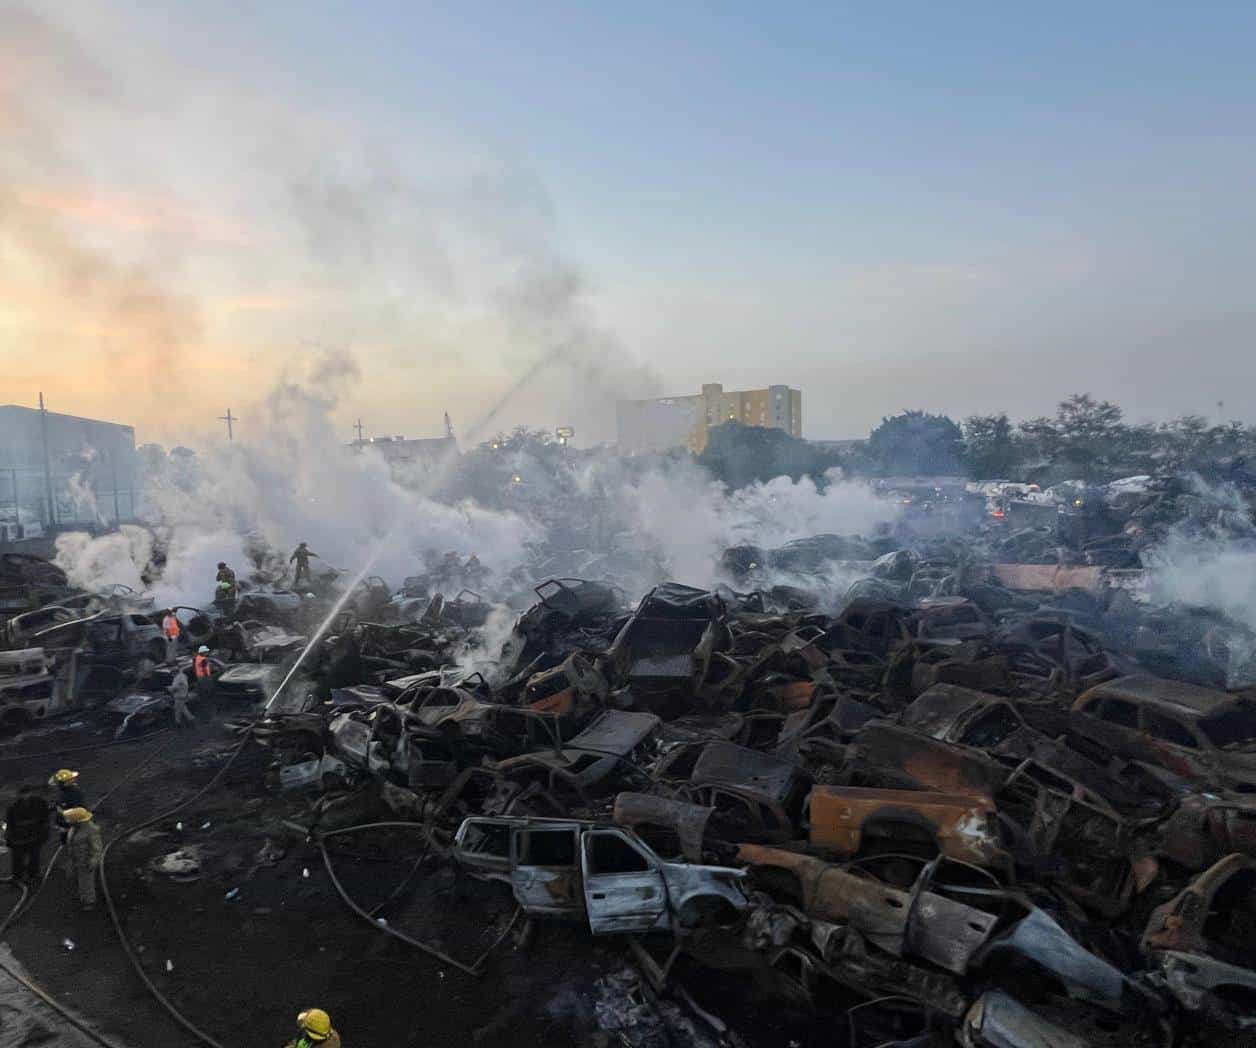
(452, 817, 514, 882)
(510, 825, 583, 918)
(580, 828, 669, 934)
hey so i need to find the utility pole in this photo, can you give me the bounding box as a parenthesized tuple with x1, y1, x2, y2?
(218, 408, 237, 441)
(354, 418, 365, 444)
(39, 393, 56, 529)
(111, 457, 121, 530)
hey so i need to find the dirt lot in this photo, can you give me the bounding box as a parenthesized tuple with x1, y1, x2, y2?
(1, 712, 817, 1048)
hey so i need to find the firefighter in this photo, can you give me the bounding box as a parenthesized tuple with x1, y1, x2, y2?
(289, 542, 319, 586)
(161, 608, 181, 661)
(49, 769, 84, 811)
(283, 1008, 341, 1048)
(4, 783, 51, 885)
(169, 666, 195, 729)
(214, 563, 237, 611)
(194, 646, 215, 707)
(62, 807, 103, 910)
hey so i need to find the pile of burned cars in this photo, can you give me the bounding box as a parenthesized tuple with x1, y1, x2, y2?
(243, 567, 1256, 1044)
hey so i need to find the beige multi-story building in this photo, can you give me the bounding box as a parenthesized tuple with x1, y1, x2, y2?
(616, 383, 802, 455)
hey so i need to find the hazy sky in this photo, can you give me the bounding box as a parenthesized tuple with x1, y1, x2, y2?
(3, 2, 1255, 446)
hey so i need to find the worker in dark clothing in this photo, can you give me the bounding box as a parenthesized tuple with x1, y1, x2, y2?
(48, 768, 83, 840)
(49, 769, 84, 810)
(5, 784, 51, 884)
(216, 562, 237, 587)
(289, 543, 319, 586)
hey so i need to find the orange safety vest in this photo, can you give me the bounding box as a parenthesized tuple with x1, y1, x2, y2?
(162, 615, 181, 640)
(194, 654, 212, 679)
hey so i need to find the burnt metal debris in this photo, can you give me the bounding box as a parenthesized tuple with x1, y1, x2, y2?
(6, 483, 1256, 1046)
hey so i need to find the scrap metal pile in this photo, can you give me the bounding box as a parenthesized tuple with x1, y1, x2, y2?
(240, 561, 1256, 1046)
(5, 490, 1256, 1044)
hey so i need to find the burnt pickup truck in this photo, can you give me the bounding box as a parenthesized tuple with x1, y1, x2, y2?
(453, 815, 749, 934)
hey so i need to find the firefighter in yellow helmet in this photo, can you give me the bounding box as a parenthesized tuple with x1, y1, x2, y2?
(62, 807, 103, 910)
(284, 1008, 340, 1048)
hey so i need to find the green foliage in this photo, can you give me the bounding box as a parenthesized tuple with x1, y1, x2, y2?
(699, 421, 842, 489)
(962, 414, 1016, 478)
(945, 393, 1256, 484)
(865, 411, 966, 477)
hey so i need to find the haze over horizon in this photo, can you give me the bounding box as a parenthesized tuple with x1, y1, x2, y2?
(4, 2, 1256, 447)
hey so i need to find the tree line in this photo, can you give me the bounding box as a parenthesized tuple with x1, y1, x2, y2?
(861, 395, 1256, 484)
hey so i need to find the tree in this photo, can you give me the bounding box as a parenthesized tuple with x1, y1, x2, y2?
(699, 422, 841, 489)
(865, 411, 965, 477)
(962, 414, 1016, 479)
(1052, 394, 1124, 482)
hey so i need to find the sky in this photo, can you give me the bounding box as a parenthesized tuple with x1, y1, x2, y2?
(3, 1, 1256, 446)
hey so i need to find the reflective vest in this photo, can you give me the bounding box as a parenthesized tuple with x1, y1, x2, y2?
(162, 615, 181, 640)
(194, 654, 212, 679)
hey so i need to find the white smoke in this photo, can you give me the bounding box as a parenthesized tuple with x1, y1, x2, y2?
(54, 524, 152, 593)
(1141, 474, 1256, 683)
(583, 457, 899, 592)
(54, 349, 542, 607)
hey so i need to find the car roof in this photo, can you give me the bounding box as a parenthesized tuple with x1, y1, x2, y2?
(1079, 674, 1237, 719)
(567, 710, 660, 755)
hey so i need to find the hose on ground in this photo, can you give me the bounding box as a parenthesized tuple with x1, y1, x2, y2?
(0, 728, 172, 762)
(2, 731, 179, 938)
(311, 819, 520, 974)
(0, 883, 29, 939)
(98, 733, 254, 1048)
(315, 833, 481, 977)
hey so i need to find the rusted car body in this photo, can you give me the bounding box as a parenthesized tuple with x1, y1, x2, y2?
(1143, 855, 1256, 1029)
(523, 652, 608, 714)
(848, 724, 1007, 797)
(735, 847, 1001, 975)
(900, 685, 1030, 753)
(493, 710, 660, 799)
(807, 784, 1009, 872)
(1156, 793, 1256, 870)
(1072, 675, 1256, 791)
(1143, 854, 1256, 959)
(605, 584, 728, 706)
(452, 815, 748, 933)
(612, 792, 713, 862)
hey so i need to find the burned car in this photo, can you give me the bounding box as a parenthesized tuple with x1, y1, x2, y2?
(493, 709, 661, 805)
(1072, 675, 1256, 791)
(453, 815, 749, 933)
(807, 784, 1010, 873)
(0, 647, 60, 731)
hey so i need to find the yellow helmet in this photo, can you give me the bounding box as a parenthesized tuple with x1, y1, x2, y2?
(297, 1009, 332, 1041)
(63, 807, 93, 824)
(52, 769, 80, 785)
